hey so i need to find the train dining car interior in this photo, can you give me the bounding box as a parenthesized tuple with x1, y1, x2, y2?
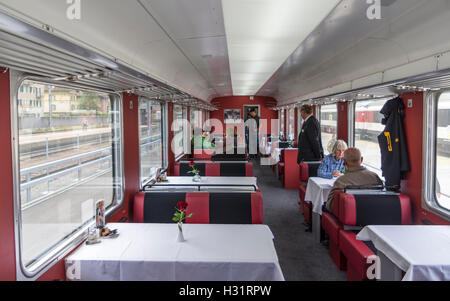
(0, 0, 449, 292)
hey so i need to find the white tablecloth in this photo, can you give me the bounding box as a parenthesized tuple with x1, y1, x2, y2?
(357, 226, 450, 281)
(151, 177, 258, 191)
(65, 223, 284, 281)
(304, 177, 336, 215)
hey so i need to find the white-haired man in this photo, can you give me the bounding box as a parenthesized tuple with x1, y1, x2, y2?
(325, 148, 383, 211)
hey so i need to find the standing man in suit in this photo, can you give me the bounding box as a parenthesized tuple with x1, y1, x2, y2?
(297, 104, 324, 164)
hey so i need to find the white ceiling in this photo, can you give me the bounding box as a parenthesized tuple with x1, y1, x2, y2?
(1, 0, 450, 105)
(222, 0, 340, 96)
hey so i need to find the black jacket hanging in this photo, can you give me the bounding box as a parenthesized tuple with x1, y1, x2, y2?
(377, 97, 410, 190)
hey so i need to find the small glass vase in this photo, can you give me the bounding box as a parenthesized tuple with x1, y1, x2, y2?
(192, 173, 201, 182)
(177, 222, 185, 242)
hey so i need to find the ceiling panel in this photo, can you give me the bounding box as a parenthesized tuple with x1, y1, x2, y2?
(256, 0, 436, 104)
(222, 0, 341, 96)
(134, 0, 232, 98)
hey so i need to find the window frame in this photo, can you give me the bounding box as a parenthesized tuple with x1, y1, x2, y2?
(279, 109, 285, 137)
(138, 97, 165, 188)
(287, 108, 296, 141)
(350, 99, 385, 176)
(10, 72, 125, 280)
(423, 91, 450, 221)
(318, 103, 339, 155)
(172, 104, 186, 160)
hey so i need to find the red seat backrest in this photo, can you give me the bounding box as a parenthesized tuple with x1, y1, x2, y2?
(299, 163, 309, 182)
(338, 192, 412, 227)
(133, 191, 263, 224)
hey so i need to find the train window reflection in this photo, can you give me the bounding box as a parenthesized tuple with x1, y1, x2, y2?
(139, 99, 163, 186)
(16, 81, 123, 271)
(436, 94, 450, 210)
(320, 104, 338, 155)
(354, 99, 386, 177)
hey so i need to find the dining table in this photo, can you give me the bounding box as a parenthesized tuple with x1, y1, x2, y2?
(65, 223, 285, 281)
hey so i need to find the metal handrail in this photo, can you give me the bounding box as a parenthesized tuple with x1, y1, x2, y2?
(19, 135, 162, 204)
(21, 155, 112, 190)
(143, 183, 258, 192)
(20, 148, 113, 204)
(21, 147, 112, 174)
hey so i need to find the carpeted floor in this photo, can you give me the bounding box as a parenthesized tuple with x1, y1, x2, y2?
(253, 159, 347, 281)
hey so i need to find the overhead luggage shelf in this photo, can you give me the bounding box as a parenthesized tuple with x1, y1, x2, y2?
(0, 12, 216, 110)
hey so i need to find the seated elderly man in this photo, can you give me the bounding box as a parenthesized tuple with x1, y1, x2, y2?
(317, 140, 348, 179)
(325, 148, 383, 211)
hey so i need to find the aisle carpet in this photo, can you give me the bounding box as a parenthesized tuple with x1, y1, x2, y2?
(253, 159, 346, 281)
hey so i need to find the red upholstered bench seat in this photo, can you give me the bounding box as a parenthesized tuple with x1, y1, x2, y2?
(174, 162, 253, 177)
(335, 192, 412, 281)
(298, 161, 322, 224)
(322, 211, 346, 271)
(339, 231, 376, 281)
(134, 191, 263, 224)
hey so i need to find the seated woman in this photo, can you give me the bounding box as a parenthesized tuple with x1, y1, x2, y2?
(317, 140, 348, 179)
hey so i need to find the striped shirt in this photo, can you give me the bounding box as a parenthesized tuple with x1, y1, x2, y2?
(317, 154, 344, 179)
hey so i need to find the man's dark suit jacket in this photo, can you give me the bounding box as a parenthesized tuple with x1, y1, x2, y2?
(297, 115, 324, 164)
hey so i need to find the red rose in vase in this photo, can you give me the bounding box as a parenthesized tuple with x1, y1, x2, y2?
(177, 201, 188, 212)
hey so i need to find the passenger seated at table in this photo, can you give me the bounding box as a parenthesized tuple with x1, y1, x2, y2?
(192, 128, 215, 150)
(325, 148, 383, 211)
(317, 140, 348, 179)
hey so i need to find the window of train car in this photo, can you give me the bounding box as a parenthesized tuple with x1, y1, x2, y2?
(353, 99, 386, 177)
(173, 105, 187, 158)
(287, 108, 296, 141)
(279, 109, 285, 138)
(191, 108, 203, 129)
(139, 99, 163, 186)
(320, 104, 338, 155)
(14, 80, 123, 276)
(435, 93, 450, 211)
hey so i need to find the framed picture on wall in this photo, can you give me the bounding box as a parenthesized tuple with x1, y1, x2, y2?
(224, 109, 241, 124)
(244, 105, 260, 122)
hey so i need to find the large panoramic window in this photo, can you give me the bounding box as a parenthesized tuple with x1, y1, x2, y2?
(190, 108, 202, 130)
(15, 80, 123, 276)
(173, 105, 186, 158)
(139, 99, 163, 186)
(287, 108, 296, 141)
(279, 109, 285, 139)
(435, 93, 450, 211)
(320, 104, 338, 155)
(354, 99, 386, 177)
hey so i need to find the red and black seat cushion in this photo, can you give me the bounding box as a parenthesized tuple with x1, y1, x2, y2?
(339, 194, 412, 227)
(142, 192, 187, 223)
(209, 193, 252, 224)
(220, 163, 247, 177)
(179, 162, 206, 176)
(134, 191, 263, 224)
